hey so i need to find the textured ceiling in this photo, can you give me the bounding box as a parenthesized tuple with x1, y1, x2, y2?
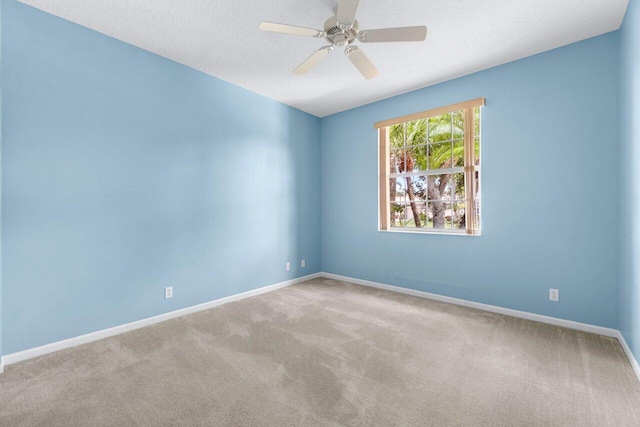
(19, 0, 629, 117)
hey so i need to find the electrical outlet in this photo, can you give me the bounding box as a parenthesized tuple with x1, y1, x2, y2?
(165, 286, 173, 299)
(301, 259, 306, 268)
(549, 288, 559, 302)
(285, 262, 291, 271)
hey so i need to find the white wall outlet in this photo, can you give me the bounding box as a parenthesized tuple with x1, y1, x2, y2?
(285, 262, 291, 271)
(549, 288, 559, 302)
(165, 286, 173, 299)
(301, 259, 306, 268)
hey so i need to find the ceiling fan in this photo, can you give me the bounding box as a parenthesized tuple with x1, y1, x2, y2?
(259, 0, 427, 79)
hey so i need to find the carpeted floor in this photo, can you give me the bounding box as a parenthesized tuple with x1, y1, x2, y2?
(1, 277, 639, 426)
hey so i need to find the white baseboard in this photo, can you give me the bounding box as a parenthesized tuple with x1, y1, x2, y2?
(616, 331, 640, 381)
(320, 272, 619, 337)
(320, 272, 640, 383)
(4, 271, 639, 385)
(1, 273, 321, 368)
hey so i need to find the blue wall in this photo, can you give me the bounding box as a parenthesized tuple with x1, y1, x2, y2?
(321, 33, 620, 328)
(619, 0, 640, 362)
(0, 0, 633, 359)
(1, 0, 321, 354)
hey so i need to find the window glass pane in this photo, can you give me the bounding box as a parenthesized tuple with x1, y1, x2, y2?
(429, 201, 447, 229)
(390, 203, 406, 227)
(428, 114, 452, 143)
(453, 111, 464, 139)
(473, 166, 481, 231)
(453, 140, 464, 167)
(406, 119, 427, 146)
(444, 203, 453, 229)
(473, 199, 481, 230)
(389, 123, 405, 150)
(452, 172, 465, 201)
(408, 175, 427, 202)
(390, 150, 405, 174)
(453, 201, 466, 229)
(390, 178, 406, 204)
(402, 202, 414, 227)
(442, 175, 453, 198)
(406, 145, 427, 172)
(427, 174, 451, 201)
(428, 142, 452, 169)
(394, 149, 426, 173)
(402, 202, 426, 228)
(416, 203, 428, 228)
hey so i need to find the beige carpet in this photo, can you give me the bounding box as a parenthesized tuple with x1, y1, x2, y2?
(1, 277, 639, 426)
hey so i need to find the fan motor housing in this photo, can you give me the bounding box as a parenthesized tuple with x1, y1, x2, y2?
(323, 16, 358, 46)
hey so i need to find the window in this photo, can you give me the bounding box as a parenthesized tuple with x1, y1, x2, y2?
(377, 98, 484, 235)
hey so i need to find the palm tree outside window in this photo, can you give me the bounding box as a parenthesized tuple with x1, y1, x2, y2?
(377, 98, 484, 235)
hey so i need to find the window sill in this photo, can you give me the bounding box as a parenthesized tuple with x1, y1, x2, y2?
(379, 228, 481, 237)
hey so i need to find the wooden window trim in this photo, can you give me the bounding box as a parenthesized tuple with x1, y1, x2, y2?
(463, 108, 478, 235)
(379, 127, 390, 230)
(374, 98, 485, 129)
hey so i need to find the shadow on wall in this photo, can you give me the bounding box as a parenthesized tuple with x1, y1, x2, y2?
(618, 0, 640, 360)
(2, 0, 321, 355)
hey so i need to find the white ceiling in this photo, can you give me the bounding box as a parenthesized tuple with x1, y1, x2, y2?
(20, 0, 629, 117)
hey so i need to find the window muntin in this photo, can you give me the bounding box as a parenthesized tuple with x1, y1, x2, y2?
(378, 99, 483, 235)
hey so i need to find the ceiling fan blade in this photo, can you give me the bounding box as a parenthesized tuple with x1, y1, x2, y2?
(345, 46, 378, 79)
(357, 26, 427, 43)
(336, 0, 360, 26)
(259, 22, 324, 38)
(294, 46, 334, 75)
